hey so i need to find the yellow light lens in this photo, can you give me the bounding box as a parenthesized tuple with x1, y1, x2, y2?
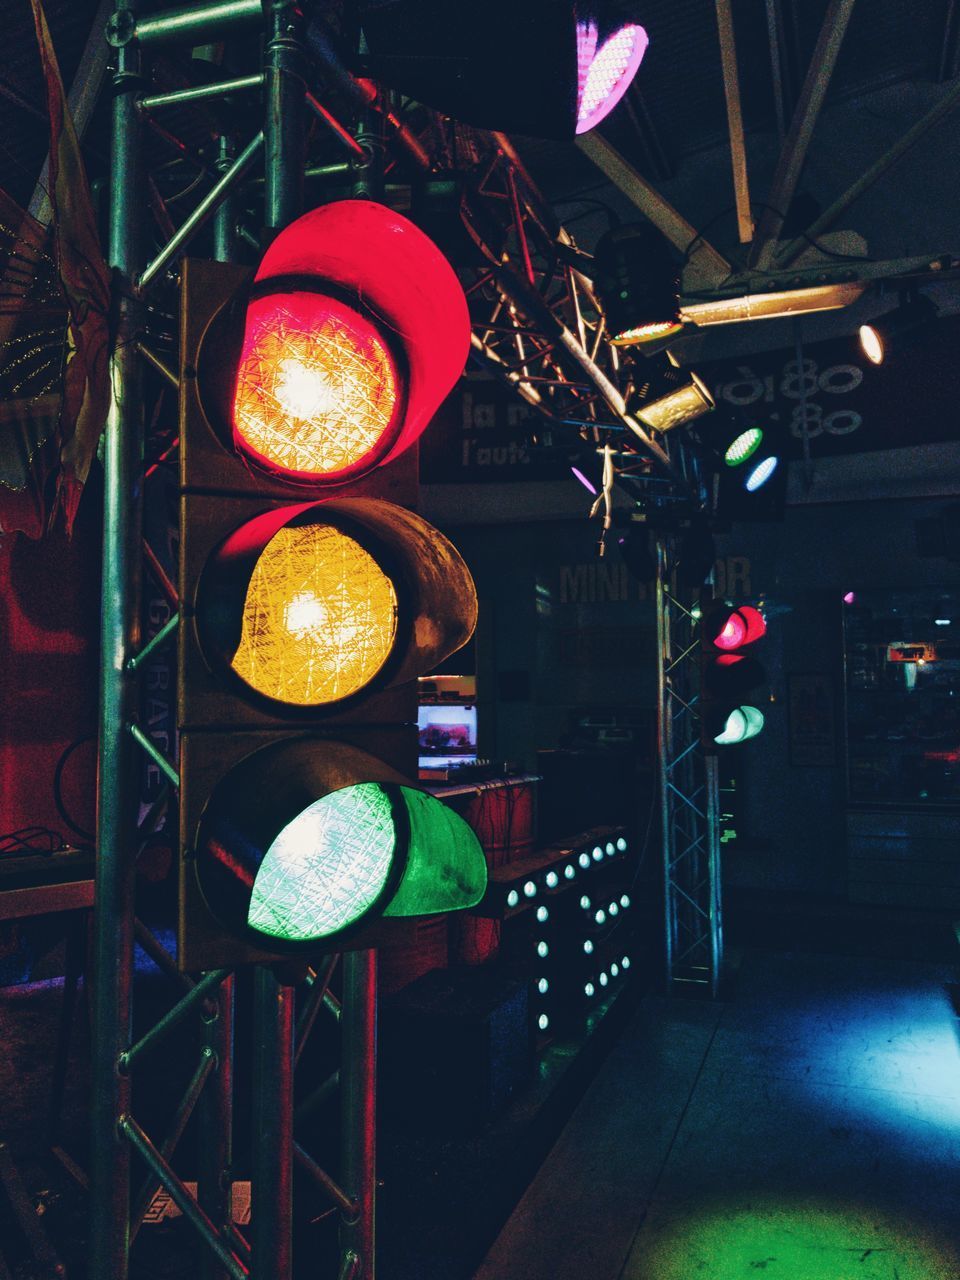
(233, 291, 401, 480)
(230, 521, 398, 705)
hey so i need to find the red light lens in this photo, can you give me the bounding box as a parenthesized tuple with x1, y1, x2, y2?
(712, 606, 766, 650)
(232, 291, 403, 483)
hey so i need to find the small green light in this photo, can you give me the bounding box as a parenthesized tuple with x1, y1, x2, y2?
(584, 982, 595, 997)
(248, 784, 395, 942)
(622, 956, 631, 969)
(616, 836, 627, 852)
(538, 977, 549, 994)
(595, 909, 606, 925)
(536, 905, 549, 923)
(599, 971, 609, 987)
(583, 939, 594, 954)
(523, 880, 536, 898)
(579, 852, 591, 869)
(605, 842, 615, 856)
(592, 846, 603, 862)
(564, 864, 576, 879)
(715, 705, 765, 745)
(538, 1013, 549, 1031)
(546, 871, 559, 888)
(506, 889, 519, 908)
(724, 426, 763, 467)
(537, 940, 549, 958)
(580, 895, 591, 910)
(621, 894, 630, 908)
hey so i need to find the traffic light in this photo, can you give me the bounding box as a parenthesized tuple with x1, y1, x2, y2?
(700, 600, 767, 750)
(178, 200, 487, 969)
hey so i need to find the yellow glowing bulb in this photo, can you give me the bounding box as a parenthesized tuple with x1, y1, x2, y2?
(230, 522, 398, 705)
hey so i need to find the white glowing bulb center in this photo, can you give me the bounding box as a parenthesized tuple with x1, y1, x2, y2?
(274, 358, 338, 419)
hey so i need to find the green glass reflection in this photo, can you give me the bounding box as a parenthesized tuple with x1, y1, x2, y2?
(383, 786, 487, 917)
(248, 783, 396, 941)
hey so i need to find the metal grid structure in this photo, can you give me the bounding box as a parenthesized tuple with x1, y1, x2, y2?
(655, 543, 723, 998)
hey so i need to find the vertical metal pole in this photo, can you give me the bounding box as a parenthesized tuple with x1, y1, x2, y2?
(705, 754, 724, 998)
(251, 970, 295, 1280)
(198, 146, 238, 1280)
(91, 9, 143, 1279)
(340, 951, 377, 1279)
(263, 0, 304, 235)
(250, 11, 302, 1279)
(655, 539, 675, 990)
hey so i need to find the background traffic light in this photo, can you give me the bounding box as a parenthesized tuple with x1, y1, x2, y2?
(700, 600, 768, 750)
(177, 201, 487, 969)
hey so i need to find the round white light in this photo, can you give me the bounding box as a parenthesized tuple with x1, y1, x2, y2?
(536, 905, 549, 923)
(537, 940, 549, 958)
(506, 889, 519, 908)
(538, 978, 549, 994)
(523, 880, 537, 898)
(538, 1013, 549, 1031)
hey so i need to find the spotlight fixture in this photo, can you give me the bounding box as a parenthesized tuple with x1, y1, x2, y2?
(858, 294, 938, 367)
(681, 280, 866, 327)
(356, 1, 649, 139)
(711, 416, 786, 522)
(636, 371, 715, 434)
(592, 223, 682, 347)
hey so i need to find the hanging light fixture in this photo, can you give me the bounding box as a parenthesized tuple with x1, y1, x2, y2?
(636, 370, 715, 433)
(355, 1, 649, 139)
(858, 294, 938, 367)
(592, 223, 682, 347)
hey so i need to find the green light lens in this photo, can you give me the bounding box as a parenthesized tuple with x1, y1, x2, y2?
(724, 427, 763, 467)
(714, 705, 765, 745)
(248, 783, 396, 941)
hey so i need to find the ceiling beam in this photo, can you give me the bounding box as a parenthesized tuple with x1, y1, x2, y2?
(749, 0, 858, 269)
(715, 0, 753, 244)
(575, 132, 732, 287)
(774, 77, 960, 268)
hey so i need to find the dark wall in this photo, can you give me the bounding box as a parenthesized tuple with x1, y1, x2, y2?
(446, 494, 960, 902)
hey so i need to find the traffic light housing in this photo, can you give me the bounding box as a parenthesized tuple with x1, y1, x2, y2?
(178, 201, 487, 969)
(700, 600, 767, 750)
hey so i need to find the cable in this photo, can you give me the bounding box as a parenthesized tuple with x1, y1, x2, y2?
(53, 735, 96, 844)
(0, 826, 66, 856)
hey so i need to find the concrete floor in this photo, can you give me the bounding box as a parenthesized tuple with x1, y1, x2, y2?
(475, 950, 960, 1280)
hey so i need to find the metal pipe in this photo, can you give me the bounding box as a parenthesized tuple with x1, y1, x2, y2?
(199, 975, 236, 1280)
(139, 132, 264, 290)
(135, 917, 195, 994)
(251, 970, 295, 1280)
(655, 540, 674, 992)
(339, 951, 377, 1280)
(130, 1049, 217, 1240)
(704, 753, 723, 999)
(128, 722, 180, 790)
(143, 538, 179, 608)
(212, 136, 239, 264)
(264, 1, 305, 233)
(764, 0, 787, 143)
(120, 970, 229, 1071)
(120, 1117, 247, 1280)
(306, 91, 366, 160)
(293, 1143, 356, 1218)
(132, 0, 263, 46)
(750, 0, 858, 267)
(141, 74, 264, 112)
(135, 341, 179, 389)
(774, 76, 960, 268)
(91, 17, 143, 1278)
(295, 955, 339, 1068)
(126, 611, 179, 673)
(715, 0, 753, 244)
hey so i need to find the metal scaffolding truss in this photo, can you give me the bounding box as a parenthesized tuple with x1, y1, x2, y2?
(655, 544, 722, 998)
(89, 4, 720, 1279)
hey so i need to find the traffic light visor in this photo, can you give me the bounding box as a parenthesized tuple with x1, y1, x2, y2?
(710, 605, 766, 650)
(253, 200, 470, 469)
(232, 289, 405, 483)
(714, 705, 765, 745)
(196, 741, 487, 951)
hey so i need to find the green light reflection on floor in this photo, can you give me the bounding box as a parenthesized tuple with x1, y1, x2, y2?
(631, 1198, 959, 1280)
